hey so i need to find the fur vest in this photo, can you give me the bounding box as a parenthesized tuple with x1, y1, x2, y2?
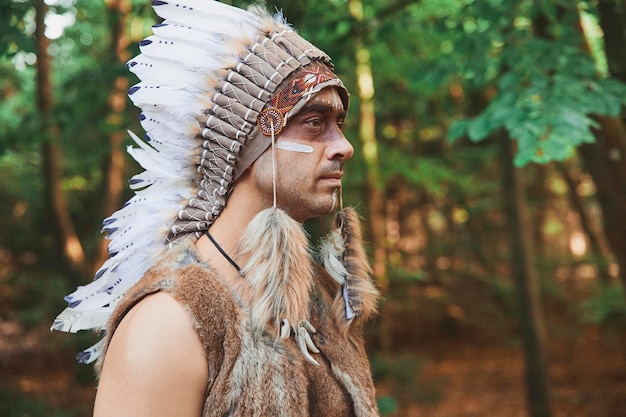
(98, 210, 380, 417)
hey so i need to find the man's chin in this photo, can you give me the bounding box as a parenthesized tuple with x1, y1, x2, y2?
(279, 189, 340, 221)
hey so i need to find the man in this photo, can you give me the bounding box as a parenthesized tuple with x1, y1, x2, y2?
(52, 1, 380, 416)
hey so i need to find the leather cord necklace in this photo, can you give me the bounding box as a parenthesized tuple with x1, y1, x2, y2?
(205, 231, 242, 274)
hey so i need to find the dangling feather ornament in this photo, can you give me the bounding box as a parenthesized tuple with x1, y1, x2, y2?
(320, 208, 380, 335)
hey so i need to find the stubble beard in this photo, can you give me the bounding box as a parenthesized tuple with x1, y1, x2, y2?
(274, 184, 337, 222)
(253, 160, 343, 222)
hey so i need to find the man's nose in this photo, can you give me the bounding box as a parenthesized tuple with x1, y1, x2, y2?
(327, 129, 354, 161)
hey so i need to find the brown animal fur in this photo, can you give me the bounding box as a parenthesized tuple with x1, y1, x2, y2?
(98, 224, 380, 416)
(234, 208, 313, 336)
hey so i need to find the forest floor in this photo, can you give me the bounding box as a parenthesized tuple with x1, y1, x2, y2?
(1, 315, 625, 417)
(392, 327, 626, 417)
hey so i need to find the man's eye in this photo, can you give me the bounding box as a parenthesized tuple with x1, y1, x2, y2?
(305, 117, 322, 127)
(337, 118, 345, 130)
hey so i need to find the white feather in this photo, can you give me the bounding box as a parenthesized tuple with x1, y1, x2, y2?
(153, 0, 248, 17)
(140, 131, 200, 163)
(139, 115, 183, 139)
(51, 306, 114, 333)
(151, 22, 222, 47)
(138, 35, 219, 68)
(128, 81, 206, 103)
(127, 148, 176, 177)
(105, 218, 170, 254)
(76, 339, 106, 364)
(152, 19, 258, 47)
(140, 109, 202, 140)
(128, 85, 209, 120)
(125, 131, 196, 178)
(152, 0, 262, 31)
(127, 54, 199, 82)
(320, 230, 348, 285)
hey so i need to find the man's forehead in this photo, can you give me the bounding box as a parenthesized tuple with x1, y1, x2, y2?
(307, 87, 345, 112)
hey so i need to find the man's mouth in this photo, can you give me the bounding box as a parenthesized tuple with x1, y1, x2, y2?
(320, 172, 343, 180)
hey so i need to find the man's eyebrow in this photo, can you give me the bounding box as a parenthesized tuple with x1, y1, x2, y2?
(297, 103, 347, 117)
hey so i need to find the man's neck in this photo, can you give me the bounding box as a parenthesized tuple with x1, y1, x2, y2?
(195, 175, 267, 283)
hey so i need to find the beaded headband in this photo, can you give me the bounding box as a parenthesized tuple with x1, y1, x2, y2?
(257, 65, 345, 136)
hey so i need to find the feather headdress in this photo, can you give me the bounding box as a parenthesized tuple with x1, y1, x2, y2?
(51, 0, 348, 364)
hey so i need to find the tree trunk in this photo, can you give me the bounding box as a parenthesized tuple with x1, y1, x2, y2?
(556, 160, 612, 283)
(457, 191, 496, 278)
(35, 0, 87, 277)
(347, 0, 387, 291)
(528, 164, 548, 259)
(419, 199, 440, 285)
(95, 0, 131, 273)
(576, 1, 626, 288)
(347, 0, 391, 352)
(577, 121, 626, 288)
(597, 0, 626, 83)
(500, 133, 552, 417)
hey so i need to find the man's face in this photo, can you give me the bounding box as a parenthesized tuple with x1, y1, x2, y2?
(252, 86, 354, 221)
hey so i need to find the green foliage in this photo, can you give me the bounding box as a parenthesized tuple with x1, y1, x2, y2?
(371, 353, 442, 406)
(0, 151, 46, 254)
(0, 0, 35, 57)
(0, 147, 78, 325)
(381, 150, 459, 198)
(376, 396, 399, 415)
(413, 0, 626, 167)
(0, 59, 37, 154)
(388, 265, 427, 283)
(371, 353, 423, 387)
(0, 389, 78, 417)
(448, 66, 626, 166)
(0, 0, 149, 264)
(581, 284, 626, 327)
(4, 270, 72, 328)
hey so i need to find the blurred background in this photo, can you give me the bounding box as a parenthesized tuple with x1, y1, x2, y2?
(1, 0, 626, 416)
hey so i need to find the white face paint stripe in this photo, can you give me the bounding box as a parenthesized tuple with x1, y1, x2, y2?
(275, 141, 313, 153)
(332, 88, 340, 110)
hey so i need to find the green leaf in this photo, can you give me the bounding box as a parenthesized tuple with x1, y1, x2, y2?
(498, 72, 519, 91)
(446, 118, 468, 142)
(467, 114, 494, 142)
(513, 146, 534, 167)
(541, 135, 574, 162)
(600, 93, 622, 117)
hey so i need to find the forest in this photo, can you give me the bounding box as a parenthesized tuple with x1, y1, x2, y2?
(1, 0, 626, 416)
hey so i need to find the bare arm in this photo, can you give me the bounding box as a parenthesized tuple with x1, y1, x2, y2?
(94, 292, 208, 417)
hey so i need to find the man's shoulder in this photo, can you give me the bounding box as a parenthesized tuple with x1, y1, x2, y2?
(101, 239, 237, 369)
(114, 292, 200, 355)
(95, 292, 208, 416)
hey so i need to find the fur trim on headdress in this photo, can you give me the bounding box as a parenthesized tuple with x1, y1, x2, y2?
(235, 207, 320, 365)
(320, 207, 380, 336)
